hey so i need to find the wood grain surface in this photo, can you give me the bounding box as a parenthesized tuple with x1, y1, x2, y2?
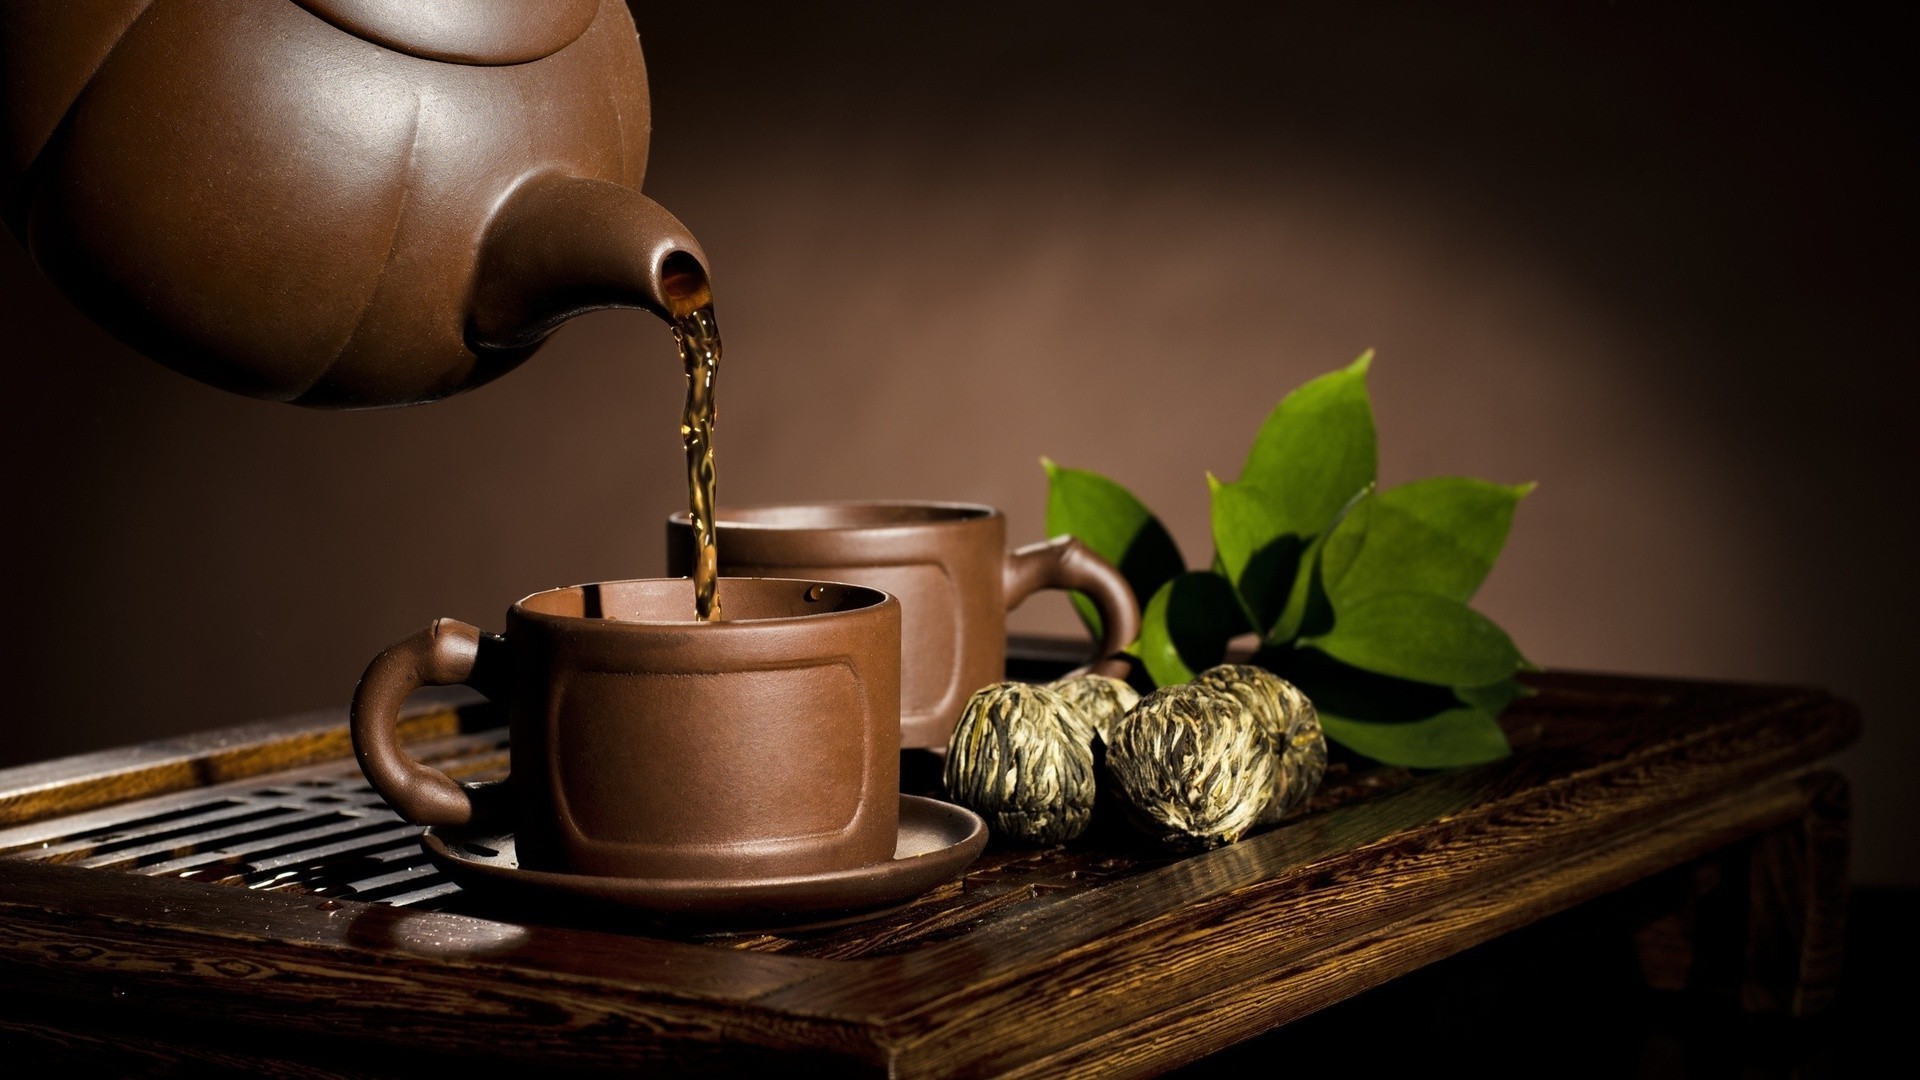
(0, 651, 1860, 1078)
(0, 687, 481, 828)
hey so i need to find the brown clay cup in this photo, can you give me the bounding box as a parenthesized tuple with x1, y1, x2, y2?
(350, 578, 901, 881)
(667, 502, 1140, 749)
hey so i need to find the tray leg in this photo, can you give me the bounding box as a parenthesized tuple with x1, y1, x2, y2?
(1629, 769, 1850, 1017)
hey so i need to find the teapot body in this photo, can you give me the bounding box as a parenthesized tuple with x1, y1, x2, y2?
(2, 0, 678, 407)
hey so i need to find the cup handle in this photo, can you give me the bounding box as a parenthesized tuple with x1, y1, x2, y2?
(350, 618, 505, 827)
(1001, 536, 1141, 679)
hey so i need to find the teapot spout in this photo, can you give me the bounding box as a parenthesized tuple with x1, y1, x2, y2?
(469, 174, 710, 351)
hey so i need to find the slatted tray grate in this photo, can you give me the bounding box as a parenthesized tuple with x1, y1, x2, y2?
(0, 729, 509, 911)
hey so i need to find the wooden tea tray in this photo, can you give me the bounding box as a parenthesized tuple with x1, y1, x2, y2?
(0, 639, 1859, 1077)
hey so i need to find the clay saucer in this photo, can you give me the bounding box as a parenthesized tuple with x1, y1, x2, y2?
(421, 795, 986, 928)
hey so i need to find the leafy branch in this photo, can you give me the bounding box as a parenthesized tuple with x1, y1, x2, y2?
(1044, 352, 1536, 768)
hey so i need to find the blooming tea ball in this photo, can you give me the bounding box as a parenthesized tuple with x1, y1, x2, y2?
(1106, 682, 1276, 850)
(1049, 672, 1141, 744)
(943, 682, 1096, 846)
(1196, 664, 1328, 823)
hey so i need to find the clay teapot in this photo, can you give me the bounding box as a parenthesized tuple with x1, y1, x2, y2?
(0, 0, 708, 407)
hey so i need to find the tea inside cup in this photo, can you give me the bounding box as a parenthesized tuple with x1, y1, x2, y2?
(519, 577, 883, 623)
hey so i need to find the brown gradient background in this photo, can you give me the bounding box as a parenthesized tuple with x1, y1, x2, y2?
(2, 4, 1913, 882)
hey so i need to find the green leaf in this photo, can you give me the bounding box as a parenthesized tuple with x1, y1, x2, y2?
(1321, 477, 1534, 607)
(1135, 572, 1250, 687)
(1264, 532, 1327, 645)
(1043, 459, 1185, 637)
(1238, 351, 1378, 538)
(1319, 707, 1512, 768)
(1208, 474, 1305, 633)
(1255, 617, 1511, 765)
(1301, 592, 1525, 687)
(1266, 483, 1370, 644)
(1258, 644, 1454, 713)
(1454, 678, 1534, 716)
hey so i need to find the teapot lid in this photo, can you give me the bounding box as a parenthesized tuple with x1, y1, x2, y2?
(294, 0, 599, 66)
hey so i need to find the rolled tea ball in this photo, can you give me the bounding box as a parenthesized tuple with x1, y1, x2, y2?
(1265, 673, 1328, 818)
(1049, 672, 1141, 744)
(1196, 664, 1328, 823)
(1105, 682, 1276, 850)
(944, 682, 1097, 846)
